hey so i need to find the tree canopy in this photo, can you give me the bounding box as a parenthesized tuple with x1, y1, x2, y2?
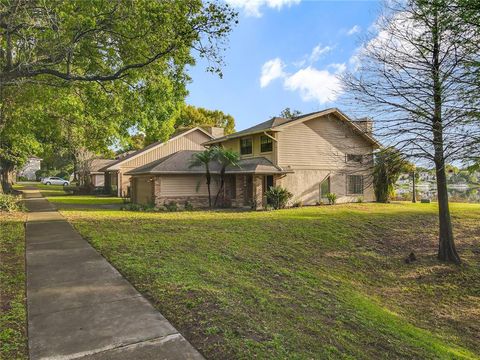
(176, 104, 235, 134)
(0, 1, 237, 191)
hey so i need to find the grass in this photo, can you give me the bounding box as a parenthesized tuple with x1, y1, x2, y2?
(60, 202, 480, 359)
(46, 196, 124, 205)
(0, 212, 27, 360)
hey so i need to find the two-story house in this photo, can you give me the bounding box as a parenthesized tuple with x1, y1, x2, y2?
(127, 108, 380, 208)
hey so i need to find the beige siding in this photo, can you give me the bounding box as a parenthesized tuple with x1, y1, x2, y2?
(160, 175, 220, 197)
(122, 130, 211, 168)
(273, 114, 375, 204)
(134, 176, 153, 205)
(221, 132, 275, 163)
(277, 115, 373, 169)
(277, 170, 374, 205)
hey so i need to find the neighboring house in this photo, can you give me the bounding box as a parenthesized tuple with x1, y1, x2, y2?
(17, 157, 42, 180)
(88, 158, 116, 187)
(128, 108, 380, 208)
(99, 127, 219, 197)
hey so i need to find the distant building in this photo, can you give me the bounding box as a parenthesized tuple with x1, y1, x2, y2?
(17, 157, 42, 180)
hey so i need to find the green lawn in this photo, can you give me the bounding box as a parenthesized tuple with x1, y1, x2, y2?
(61, 203, 480, 359)
(20, 183, 124, 205)
(46, 195, 124, 205)
(0, 213, 27, 360)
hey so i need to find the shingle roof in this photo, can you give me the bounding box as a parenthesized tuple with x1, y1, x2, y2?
(125, 150, 289, 176)
(204, 108, 380, 148)
(89, 159, 116, 173)
(99, 127, 214, 172)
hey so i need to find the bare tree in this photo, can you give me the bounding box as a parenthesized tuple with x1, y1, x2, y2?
(342, 0, 480, 264)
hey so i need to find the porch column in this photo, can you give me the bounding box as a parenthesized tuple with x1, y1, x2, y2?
(253, 175, 263, 210)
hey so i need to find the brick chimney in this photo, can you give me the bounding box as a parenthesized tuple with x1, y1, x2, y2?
(354, 118, 373, 134)
(205, 126, 225, 139)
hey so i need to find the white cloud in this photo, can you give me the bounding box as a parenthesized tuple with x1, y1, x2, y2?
(328, 63, 347, 74)
(347, 25, 361, 35)
(309, 44, 332, 63)
(226, 0, 301, 17)
(284, 66, 343, 104)
(260, 58, 286, 87)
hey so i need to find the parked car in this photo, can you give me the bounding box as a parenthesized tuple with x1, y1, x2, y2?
(41, 177, 70, 186)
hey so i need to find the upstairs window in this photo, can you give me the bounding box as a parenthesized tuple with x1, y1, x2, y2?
(240, 138, 253, 155)
(347, 154, 363, 163)
(348, 175, 364, 194)
(260, 135, 273, 153)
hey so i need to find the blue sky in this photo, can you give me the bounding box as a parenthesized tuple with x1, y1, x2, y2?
(187, 0, 380, 131)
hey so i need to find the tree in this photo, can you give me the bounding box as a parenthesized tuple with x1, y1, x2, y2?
(0, 0, 237, 85)
(189, 148, 215, 208)
(176, 105, 235, 134)
(0, 1, 237, 192)
(373, 148, 412, 203)
(211, 146, 239, 206)
(279, 108, 302, 119)
(342, 0, 480, 264)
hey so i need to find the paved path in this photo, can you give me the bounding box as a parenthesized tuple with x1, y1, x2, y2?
(23, 188, 203, 360)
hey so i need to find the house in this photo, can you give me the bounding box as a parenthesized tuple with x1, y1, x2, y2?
(88, 158, 116, 187)
(17, 156, 42, 181)
(127, 108, 380, 208)
(99, 127, 219, 197)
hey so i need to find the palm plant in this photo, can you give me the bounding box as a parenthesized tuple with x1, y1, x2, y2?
(211, 146, 240, 207)
(189, 148, 215, 208)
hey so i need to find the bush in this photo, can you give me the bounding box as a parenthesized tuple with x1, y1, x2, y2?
(357, 196, 364, 203)
(121, 202, 156, 212)
(17, 175, 29, 182)
(326, 193, 337, 205)
(292, 200, 303, 208)
(266, 186, 293, 209)
(0, 194, 25, 212)
(164, 201, 178, 212)
(184, 201, 194, 211)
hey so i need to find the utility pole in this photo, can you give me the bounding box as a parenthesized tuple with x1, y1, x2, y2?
(412, 170, 416, 203)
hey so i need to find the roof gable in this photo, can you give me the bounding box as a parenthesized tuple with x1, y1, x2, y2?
(101, 127, 214, 172)
(204, 108, 380, 148)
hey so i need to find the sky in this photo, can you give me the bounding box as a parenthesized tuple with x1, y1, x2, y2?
(186, 0, 381, 132)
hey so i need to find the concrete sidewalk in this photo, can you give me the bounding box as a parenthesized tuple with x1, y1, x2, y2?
(24, 189, 203, 360)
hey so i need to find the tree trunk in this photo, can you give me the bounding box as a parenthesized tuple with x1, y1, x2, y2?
(206, 167, 212, 208)
(214, 168, 226, 207)
(431, 10, 460, 264)
(0, 165, 14, 194)
(435, 162, 460, 263)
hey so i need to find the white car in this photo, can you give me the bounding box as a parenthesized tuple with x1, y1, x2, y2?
(41, 177, 70, 186)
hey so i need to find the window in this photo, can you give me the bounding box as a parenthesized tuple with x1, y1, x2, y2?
(320, 177, 330, 198)
(240, 138, 253, 155)
(347, 154, 363, 163)
(348, 175, 364, 195)
(260, 135, 273, 153)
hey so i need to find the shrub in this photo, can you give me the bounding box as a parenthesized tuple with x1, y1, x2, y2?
(0, 194, 25, 212)
(17, 175, 29, 182)
(164, 201, 178, 212)
(184, 201, 194, 211)
(326, 193, 337, 205)
(357, 196, 364, 203)
(121, 202, 156, 212)
(292, 200, 303, 208)
(266, 186, 293, 209)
